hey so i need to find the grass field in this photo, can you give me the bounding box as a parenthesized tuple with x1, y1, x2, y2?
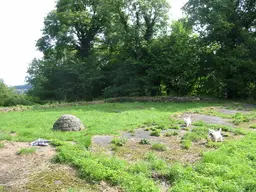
(1, 101, 256, 191)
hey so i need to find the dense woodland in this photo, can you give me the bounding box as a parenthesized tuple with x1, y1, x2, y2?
(24, 0, 255, 101)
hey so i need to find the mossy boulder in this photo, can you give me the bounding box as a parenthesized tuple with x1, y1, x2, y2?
(53, 115, 85, 131)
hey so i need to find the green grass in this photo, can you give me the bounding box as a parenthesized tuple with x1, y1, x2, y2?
(0, 142, 4, 148)
(54, 144, 163, 191)
(150, 129, 161, 137)
(249, 124, 256, 129)
(139, 139, 151, 145)
(111, 137, 127, 146)
(1, 101, 256, 191)
(17, 147, 36, 155)
(169, 134, 256, 192)
(0, 102, 213, 144)
(164, 131, 178, 137)
(151, 143, 167, 151)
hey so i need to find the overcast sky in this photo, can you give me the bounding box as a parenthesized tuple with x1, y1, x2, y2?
(0, 0, 187, 86)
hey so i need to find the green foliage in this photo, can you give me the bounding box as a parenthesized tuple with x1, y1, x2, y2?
(0, 142, 4, 148)
(17, 147, 36, 155)
(182, 139, 192, 149)
(232, 113, 251, 125)
(164, 131, 178, 137)
(25, 0, 255, 100)
(111, 137, 127, 146)
(54, 144, 160, 191)
(0, 102, 212, 142)
(192, 121, 205, 126)
(150, 129, 161, 137)
(184, 0, 256, 99)
(151, 143, 167, 151)
(139, 139, 151, 145)
(0, 80, 34, 106)
(249, 124, 256, 129)
(170, 134, 256, 191)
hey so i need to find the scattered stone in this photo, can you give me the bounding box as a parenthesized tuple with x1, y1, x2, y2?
(53, 114, 85, 131)
(30, 138, 50, 146)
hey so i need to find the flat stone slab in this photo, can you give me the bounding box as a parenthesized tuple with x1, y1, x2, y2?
(91, 135, 114, 146)
(217, 108, 249, 115)
(192, 114, 232, 126)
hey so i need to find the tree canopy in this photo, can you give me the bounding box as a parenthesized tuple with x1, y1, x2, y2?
(27, 0, 256, 101)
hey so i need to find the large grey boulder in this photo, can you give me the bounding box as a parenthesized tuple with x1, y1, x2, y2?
(53, 114, 85, 131)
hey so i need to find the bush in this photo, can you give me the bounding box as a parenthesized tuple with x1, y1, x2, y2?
(0, 80, 35, 106)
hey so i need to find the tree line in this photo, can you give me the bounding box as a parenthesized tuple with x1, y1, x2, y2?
(26, 0, 256, 101)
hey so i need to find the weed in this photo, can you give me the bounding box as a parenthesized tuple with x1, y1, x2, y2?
(170, 134, 256, 191)
(205, 141, 222, 149)
(17, 147, 36, 155)
(232, 113, 250, 125)
(193, 121, 205, 126)
(249, 124, 256, 129)
(55, 144, 160, 191)
(150, 129, 161, 137)
(183, 131, 206, 142)
(182, 139, 192, 149)
(128, 129, 135, 133)
(0, 131, 12, 141)
(111, 137, 127, 146)
(139, 139, 151, 145)
(169, 125, 180, 129)
(0, 142, 4, 148)
(164, 131, 178, 137)
(155, 125, 166, 130)
(151, 143, 167, 151)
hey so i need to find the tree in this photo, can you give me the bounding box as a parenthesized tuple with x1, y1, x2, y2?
(37, 0, 111, 59)
(145, 20, 200, 96)
(102, 0, 170, 97)
(184, 0, 256, 99)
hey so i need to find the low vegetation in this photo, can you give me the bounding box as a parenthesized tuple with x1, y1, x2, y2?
(17, 147, 36, 155)
(151, 143, 167, 151)
(111, 137, 127, 146)
(249, 124, 256, 129)
(139, 139, 151, 145)
(1, 101, 256, 191)
(0, 142, 4, 148)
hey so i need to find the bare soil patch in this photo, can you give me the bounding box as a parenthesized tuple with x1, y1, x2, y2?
(0, 141, 111, 192)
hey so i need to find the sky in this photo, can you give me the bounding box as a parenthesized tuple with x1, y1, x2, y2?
(0, 0, 187, 86)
